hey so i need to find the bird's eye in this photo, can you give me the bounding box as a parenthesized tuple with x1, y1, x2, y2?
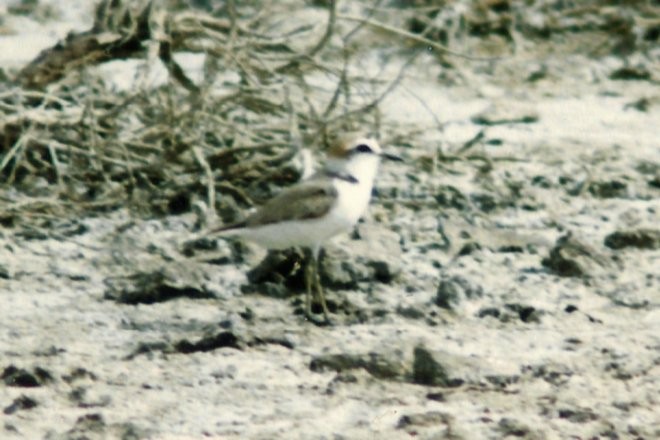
(355, 144, 373, 154)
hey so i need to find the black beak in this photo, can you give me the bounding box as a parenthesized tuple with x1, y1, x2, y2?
(380, 152, 403, 162)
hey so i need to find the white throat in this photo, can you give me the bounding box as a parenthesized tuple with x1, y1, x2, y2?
(325, 153, 381, 187)
(319, 153, 382, 231)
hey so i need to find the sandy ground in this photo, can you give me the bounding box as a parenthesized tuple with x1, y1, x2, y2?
(1, 1, 659, 439)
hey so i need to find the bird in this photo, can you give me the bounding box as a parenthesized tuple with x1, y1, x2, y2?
(207, 136, 402, 324)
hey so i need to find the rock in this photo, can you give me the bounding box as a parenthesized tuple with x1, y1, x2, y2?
(522, 362, 574, 386)
(181, 235, 235, 265)
(496, 418, 542, 439)
(435, 185, 468, 210)
(103, 265, 214, 304)
(3, 395, 38, 415)
(456, 241, 483, 257)
(1, 365, 53, 387)
(435, 275, 484, 310)
(504, 303, 542, 324)
(525, 63, 548, 82)
(62, 367, 98, 384)
(321, 225, 402, 289)
(397, 411, 454, 429)
(531, 174, 553, 188)
(174, 331, 242, 354)
(470, 192, 498, 212)
(0, 263, 10, 279)
(241, 230, 401, 321)
(604, 228, 660, 250)
(485, 373, 520, 388)
(472, 102, 539, 126)
(649, 175, 660, 189)
(624, 97, 652, 112)
(557, 407, 598, 423)
(396, 305, 426, 320)
(541, 233, 613, 277)
(68, 413, 106, 437)
(245, 248, 305, 295)
(319, 249, 370, 290)
(588, 179, 628, 198)
(609, 66, 651, 81)
(68, 386, 112, 408)
(411, 346, 451, 387)
(477, 307, 501, 319)
(310, 352, 405, 380)
(478, 304, 542, 323)
(245, 226, 402, 295)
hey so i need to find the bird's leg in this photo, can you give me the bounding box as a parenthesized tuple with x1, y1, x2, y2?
(301, 247, 331, 324)
(312, 247, 330, 323)
(304, 249, 314, 320)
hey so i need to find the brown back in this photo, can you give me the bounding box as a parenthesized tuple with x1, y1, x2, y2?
(245, 179, 338, 227)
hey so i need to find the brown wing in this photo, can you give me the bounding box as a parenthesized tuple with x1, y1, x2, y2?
(245, 180, 338, 227)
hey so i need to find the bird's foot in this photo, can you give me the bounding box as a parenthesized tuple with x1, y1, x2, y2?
(304, 309, 333, 327)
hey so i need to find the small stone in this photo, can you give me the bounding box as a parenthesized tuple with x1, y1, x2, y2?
(504, 303, 542, 323)
(3, 395, 38, 415)
(496, 417, 535, 438)
(436, 275, 483, 310)
(397, 411, 453, 429)
(396, 305, 425, 320)
(246, 249, 304, 288)
(310, 352, 404, 380)
(104, 266, 215, 304)
(174, 331, 241, 354)
(472, 102, 539, 126)
(412, 346, 450, 387)
(604, 228, 660, 250)
(0, 264, 10, 279)
(435, 185, 468, 210)
(322, 225, 402, 288)
(1, 366, 52, 388)
(588, 179, 628, 198)
(70, 413, 106, 434)
(609, 66, 651, 81)
(542, 233, 613, 277)
(558, 407, 598, 423)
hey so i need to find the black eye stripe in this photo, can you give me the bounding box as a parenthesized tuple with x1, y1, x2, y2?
(355, 144, 373, 154)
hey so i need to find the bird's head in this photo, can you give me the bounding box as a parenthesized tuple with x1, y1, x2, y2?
(325, 136, 402, 183)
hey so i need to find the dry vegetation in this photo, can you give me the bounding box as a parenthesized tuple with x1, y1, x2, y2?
(2, 0, 656, 231)
(0, 0, 405, 230)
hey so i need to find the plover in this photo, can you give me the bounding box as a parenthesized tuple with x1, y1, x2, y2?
(208, 136, 402, 323)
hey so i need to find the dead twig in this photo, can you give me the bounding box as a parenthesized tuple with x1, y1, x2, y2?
(337, 13, 503, 62)
(192, 146, 216, 222)
(276, 0, 337, 73)
(321, 49, 421, 133)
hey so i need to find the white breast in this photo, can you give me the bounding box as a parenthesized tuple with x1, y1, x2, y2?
(331, 177, 374, 226)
